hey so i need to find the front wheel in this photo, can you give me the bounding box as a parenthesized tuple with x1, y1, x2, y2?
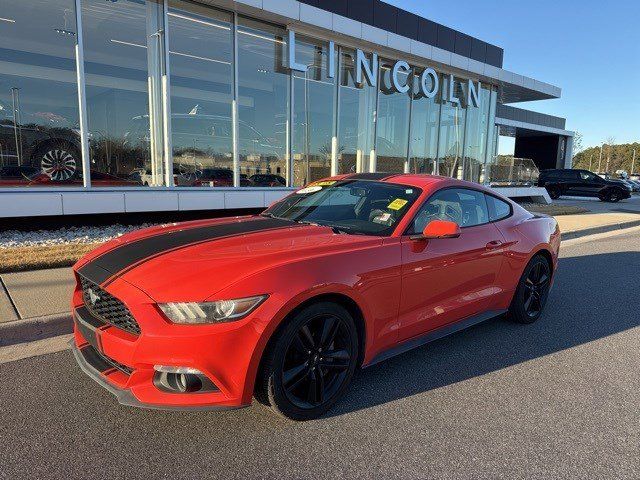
(255, 302, 359, 421)
(605, 189, 622, 202)
(36, 142, 80, 181)
(509, 255, 552, 324)
(546, 185, 561, 200)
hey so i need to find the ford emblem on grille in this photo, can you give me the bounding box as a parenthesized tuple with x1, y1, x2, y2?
(87, 288, 100, 306)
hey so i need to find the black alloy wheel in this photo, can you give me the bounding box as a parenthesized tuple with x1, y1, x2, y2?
(509, 255, 551, 324)
(606, 189, 621, 202)
(256, 302, 359, 420)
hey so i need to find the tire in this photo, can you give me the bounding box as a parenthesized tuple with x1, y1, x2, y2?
(546, 185, 560, 200)
(605, 189, 622, 202)
(34, 142, 80, 181)
(508, 255, 552, 324)
(255, 302, 359, 421)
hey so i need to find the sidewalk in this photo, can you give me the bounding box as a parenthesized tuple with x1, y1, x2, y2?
(1, 209, 639, 346)
(555, 212, 640, 240)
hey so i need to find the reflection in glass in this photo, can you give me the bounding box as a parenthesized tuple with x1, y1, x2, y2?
(376, 60, 411, 174)
(337, 49, 376, 175)
(437, 77, 467, 179)
(82, 0, 165, 187)
(408, 68, 441, 175)
(291, 36, 336, 186)
(462, 83, 491, 183)
(0, 0, 81, 187)
(237, 17, 288, 187)
(167, 1, 234, 187)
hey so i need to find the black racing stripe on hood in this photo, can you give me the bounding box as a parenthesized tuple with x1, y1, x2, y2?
(78, 217, 298, 285)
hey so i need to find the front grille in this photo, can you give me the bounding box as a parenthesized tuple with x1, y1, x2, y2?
(80, 275, 141, 336)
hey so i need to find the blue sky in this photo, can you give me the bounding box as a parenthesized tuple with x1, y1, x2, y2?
(388, 0, 640, 150)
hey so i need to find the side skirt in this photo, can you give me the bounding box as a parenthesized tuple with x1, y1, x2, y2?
(364, 309, 507, 367)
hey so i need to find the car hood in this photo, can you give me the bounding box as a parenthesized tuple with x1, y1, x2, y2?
(76, 216, 381, 302)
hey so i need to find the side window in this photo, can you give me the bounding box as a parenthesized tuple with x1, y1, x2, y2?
(408, 188, 489, 234)
(486, 194, 512, 222)
(561, 170, 579, 180)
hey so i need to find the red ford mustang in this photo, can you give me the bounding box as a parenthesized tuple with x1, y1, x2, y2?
(71, 173, 560, 420)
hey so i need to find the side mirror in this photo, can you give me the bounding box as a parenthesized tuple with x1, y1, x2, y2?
(411, 219, 461, 240)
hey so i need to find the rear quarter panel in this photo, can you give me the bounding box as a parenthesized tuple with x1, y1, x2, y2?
(493, 207, 560, 309)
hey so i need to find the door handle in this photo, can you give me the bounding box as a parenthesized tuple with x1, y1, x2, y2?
(485, 240, 503, 250)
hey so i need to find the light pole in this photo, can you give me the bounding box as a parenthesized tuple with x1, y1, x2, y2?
(632, 149, 636, 175)
(588, 153, 592, 171)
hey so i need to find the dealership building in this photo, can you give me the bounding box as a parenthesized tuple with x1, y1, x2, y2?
(0, 0, 574, 218)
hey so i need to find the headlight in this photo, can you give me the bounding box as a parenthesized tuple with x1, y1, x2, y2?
(158, 295, 267, 324)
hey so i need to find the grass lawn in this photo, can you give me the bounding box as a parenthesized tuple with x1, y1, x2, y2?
(0, 243, 101, 273)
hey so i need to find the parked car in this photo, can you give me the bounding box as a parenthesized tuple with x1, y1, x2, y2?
(190, 168, 253, 187)
(538, 168, 632, 202)
(0, 100, 83, 181)
(249, 173, 286, 187)
(71, 173, 560, 420)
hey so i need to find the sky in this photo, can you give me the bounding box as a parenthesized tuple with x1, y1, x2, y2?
(388, 0, 640, 150)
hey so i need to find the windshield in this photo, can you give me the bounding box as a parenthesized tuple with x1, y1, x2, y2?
(263, 180, 421, 236)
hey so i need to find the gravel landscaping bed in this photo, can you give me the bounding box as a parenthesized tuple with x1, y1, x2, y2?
(0, 224, 156, 249)
(0, 223, 157, 273)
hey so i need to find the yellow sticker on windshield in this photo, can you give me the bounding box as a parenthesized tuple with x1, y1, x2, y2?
(313, 180, 337, 186)
(387, 198, 409, 211)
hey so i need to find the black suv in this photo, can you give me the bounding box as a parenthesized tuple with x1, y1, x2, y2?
(538, 169, 632, 202)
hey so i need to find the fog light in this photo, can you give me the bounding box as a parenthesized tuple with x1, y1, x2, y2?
(152, 365, 219, 394)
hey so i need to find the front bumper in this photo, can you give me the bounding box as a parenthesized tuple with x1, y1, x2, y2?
(70, 340, 242, 411)
(70, 275, 270, 410)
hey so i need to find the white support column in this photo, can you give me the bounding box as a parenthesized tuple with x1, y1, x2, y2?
(161, 0, 174, 187)
(231, 12, 240, 187)
(74, 0, 91, 188)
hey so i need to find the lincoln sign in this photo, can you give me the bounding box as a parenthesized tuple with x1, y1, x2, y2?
(287, 30, 481, 108)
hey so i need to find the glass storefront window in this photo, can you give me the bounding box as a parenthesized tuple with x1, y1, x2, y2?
(408, 68, 441, 175)
(81, 0, 165, 187)
(0, 0, 81, 187)
(291, 36, 336, 187)
(376, 59, 411, 174)
(437, 76, 467, 179)
(167, 1, 234, 187)
(237, 17, 288, 187)
(337, 48, 377, 175)
(462, 83, 491, 183)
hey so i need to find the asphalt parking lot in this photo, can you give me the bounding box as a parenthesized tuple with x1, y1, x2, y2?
(1, 230, 639, 479)
(554, 192, 640, 214)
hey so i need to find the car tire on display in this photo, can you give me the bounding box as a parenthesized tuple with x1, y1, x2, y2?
(546, 185, 561, 200)
(508, 254, 552, 324)
(255, 302, 359, 421)
(36, 142, 80, 181)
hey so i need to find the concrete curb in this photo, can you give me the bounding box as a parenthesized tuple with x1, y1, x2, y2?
(561, 219, 640, 241)
(0, 313, 72, 347)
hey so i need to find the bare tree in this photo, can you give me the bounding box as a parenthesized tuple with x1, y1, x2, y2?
(604, 136, 615, 173)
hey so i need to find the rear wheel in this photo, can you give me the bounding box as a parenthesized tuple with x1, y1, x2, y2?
(35, 142, 80, 181)
(509, 255, 551, 324)
(255, 302, 359, 421)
